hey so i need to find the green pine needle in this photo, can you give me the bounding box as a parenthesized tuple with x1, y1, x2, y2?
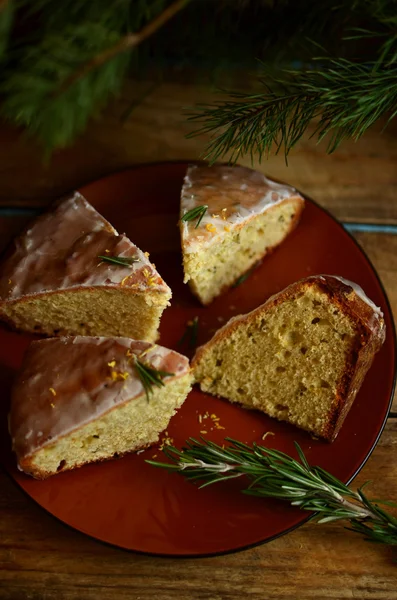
(180, 205, 208, 229)
(188, 58, 397, 163)
(147, 437, 397, 546)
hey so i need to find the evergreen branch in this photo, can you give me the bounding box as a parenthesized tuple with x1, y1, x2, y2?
(189, 59, 397, 162)
(147, 438, 397, 546)
(0, 0, 13, 56)
(0, 1, 191, 151)
(57, 0, 191, 96)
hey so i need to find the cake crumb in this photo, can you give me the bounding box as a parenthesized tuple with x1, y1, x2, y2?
(159, 433, 174, 450)
(262, 431, 275, 441)
(200, 430, 208, 435)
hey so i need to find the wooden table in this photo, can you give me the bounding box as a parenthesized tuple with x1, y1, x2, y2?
(0, 82, 397, 599)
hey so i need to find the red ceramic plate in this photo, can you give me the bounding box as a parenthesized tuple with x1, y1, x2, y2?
(0, 162, 395, 557)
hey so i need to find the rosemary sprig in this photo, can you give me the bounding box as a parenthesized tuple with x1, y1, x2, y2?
(134, 358, 174, 402)
(98, 255, 140, 266)
(178, 316, 199, 349)
(147, 438, 397, 546)
(180, 205, 208, 229)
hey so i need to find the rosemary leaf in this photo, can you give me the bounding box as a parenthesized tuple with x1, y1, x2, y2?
(134, 358, 174, 402)
(98, 255, 139, 266)
(147, 437, 397, 547)
(232, 263, 259, 288)
(178, 316, 199, 349)
(180, 205, 208, 229)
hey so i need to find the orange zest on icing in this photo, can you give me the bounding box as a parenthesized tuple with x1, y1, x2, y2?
(49, 387, 56, 396)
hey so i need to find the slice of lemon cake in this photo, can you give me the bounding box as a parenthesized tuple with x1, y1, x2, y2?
(0, 192, 171, 342)
(9, 336, 193, 479)
(180, 165, 305, 305)
(192, 276, 385, 441)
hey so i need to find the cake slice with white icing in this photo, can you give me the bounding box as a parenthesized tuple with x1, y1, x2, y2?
(179, 164, 305, 305)
(0, 192, 171, 342)
(9, 336, 193, 479)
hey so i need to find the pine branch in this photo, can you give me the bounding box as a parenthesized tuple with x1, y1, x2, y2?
(0, 0, 13, 56)
(57, 0, 191, 97)
(0, 1, 191, 151)
(188, 59, 397, 162)
(147, 438, 397, 546)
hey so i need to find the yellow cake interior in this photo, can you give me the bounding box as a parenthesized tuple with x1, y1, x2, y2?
(183, 199, 301, 305)
(23, 373, 193, 478)
(1, 287, 171, 342)
(193, 286, 358, 438)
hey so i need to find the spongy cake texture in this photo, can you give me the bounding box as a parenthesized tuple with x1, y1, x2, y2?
(0, 192, 171, 342)
(192, 276, 385, 441)
(10, 336, 193, 479)
(180, 165, 305, 305)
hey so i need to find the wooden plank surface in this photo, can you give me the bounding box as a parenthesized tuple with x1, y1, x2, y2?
(0, 82, 396, 224)
(0, 79, 397, 599)
(1, 421, 396, 600)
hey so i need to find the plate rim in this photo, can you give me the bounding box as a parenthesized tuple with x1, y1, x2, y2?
(1, 160, 396, 559)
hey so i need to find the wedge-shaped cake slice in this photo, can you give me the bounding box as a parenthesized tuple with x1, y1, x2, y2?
(180, 165, 305, 305)
(192, 276, 385, 441)
(0, 192, 171, 342)
(9, 336, 193, 479)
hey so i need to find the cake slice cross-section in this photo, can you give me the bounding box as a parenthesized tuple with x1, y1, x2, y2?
(180, 164, 305, 305)
(192, 275, 385, 441)
(0, 192, 171, 342)
(9, 336, 193, 479)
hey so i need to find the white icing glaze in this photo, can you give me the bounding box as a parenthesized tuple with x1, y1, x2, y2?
(330, 276, 384, 318)
(10, 336, 190, 460)
(180, 165, 304, 254)
(0, 192, 170, 301)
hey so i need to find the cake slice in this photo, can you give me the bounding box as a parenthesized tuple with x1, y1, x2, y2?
(180, 165, 305, 305)
(9, 336, 193, 479)
(0, 192, 171, 342)
(192, 276, 385, 441)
